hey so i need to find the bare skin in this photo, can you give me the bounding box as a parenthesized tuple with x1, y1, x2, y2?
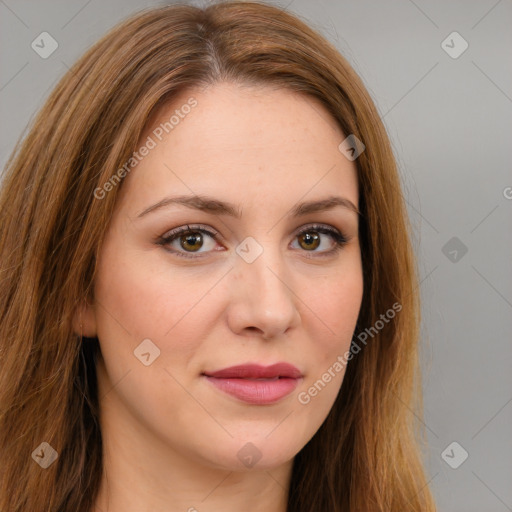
(76, 81, 363, 512)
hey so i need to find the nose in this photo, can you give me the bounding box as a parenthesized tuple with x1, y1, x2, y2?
(226, 246, 302, 340)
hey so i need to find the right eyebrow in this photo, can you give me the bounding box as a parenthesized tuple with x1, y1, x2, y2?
(137, 194, 242, 219)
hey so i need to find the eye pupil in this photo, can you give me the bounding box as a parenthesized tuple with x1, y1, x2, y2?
(181, 232, 203, 251)
(299, 232, 320, 250)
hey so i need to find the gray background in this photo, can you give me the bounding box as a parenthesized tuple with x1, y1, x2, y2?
(1, 0, 511, 510)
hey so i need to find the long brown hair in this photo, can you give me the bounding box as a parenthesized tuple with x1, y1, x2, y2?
(0, 2, 436, 510)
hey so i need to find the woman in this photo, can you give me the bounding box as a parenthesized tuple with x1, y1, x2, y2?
(0, 2, 436, 511)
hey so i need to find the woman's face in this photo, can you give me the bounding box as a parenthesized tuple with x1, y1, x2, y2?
(83, 82, 363, 471)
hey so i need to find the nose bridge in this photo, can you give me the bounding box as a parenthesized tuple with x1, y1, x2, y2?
(228, 238, 300, 338)
(246, 248, 287, 301)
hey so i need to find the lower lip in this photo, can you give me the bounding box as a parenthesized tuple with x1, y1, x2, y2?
(204, 376, 301, 404)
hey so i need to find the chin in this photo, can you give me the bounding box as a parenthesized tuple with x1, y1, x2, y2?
(204, 436, 301, 472)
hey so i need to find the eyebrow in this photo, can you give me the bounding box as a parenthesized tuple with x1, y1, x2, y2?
(136, 194, 360, 219)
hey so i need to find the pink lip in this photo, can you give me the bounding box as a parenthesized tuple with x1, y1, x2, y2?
(203, 363, 302, 405)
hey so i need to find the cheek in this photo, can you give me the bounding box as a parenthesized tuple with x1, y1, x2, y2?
(302, 266, 363, 364)
(95, 238, 177, 336)
(91, 243, 216, 429)
(292, 276, 362, 431)
(93, 239, 225, 373)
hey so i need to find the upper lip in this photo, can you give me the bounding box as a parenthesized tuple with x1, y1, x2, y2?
(203, 363, 302, 379)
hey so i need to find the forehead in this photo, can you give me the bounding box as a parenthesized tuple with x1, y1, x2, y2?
(117, 82, 359, 214)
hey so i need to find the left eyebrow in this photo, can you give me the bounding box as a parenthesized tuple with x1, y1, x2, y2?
(136, 194, 360, 219)
(289, 196, 360, 217)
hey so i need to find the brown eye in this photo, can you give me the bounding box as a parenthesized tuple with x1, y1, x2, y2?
(292, 224, 349, 256)
(298, 231, 320, 251)
(180, 232, 203, 252)
(158, 224, 219, 258)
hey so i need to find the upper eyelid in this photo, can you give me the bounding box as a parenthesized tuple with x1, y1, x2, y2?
(160, 224, 219, 240)
(296, 223, 344, 234)
(161, 222, 344, 241)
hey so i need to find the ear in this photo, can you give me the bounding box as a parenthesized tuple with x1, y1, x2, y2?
(72, 299, 97, 338)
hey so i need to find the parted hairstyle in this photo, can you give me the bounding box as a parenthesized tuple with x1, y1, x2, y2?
(0, 1, 436, 511)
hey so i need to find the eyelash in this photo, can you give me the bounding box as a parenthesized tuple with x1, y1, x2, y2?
(156, 223, 350, 260)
